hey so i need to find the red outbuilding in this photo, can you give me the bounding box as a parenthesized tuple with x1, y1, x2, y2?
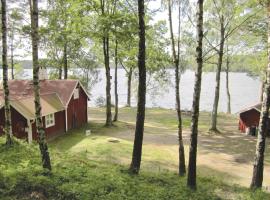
(0, 79, 89, 142)
(238, 103, 270, 136)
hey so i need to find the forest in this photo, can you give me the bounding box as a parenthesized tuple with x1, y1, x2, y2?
(0, 0, 270, 199)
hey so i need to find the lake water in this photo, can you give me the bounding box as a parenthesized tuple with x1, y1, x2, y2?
(0, 69, 260, 113)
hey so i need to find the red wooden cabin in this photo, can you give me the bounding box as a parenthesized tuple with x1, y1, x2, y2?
(0, 79, 89, 142)
(238, 103, 270, 136)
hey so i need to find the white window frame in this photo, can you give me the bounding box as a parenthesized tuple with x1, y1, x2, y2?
(45, 113, 55, 128)
(74, 88, 79, 99)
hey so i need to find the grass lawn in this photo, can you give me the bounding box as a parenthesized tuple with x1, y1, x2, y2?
(0, 107, 270, 199)
(55, 107, 270, 186)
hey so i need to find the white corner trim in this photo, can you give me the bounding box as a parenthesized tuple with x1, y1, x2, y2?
(27, 119, 33, 144)
(65, 81, 79, 107)
(78, 81, 91, 100)
(65, 107, 68, 132)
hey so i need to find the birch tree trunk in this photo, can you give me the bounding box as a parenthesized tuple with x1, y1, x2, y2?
(30, 0, 51, 170)
(250, 1, 270, 189)
(113, 40, 118, 122)
(260, 81, 264, 102)
(10, 29, 15, 80)
(100, 0, 112, 126)
(63, 42, 68, 79)
(168, 0, 186, 176)
(210, 15, 225, 132)
(103, 36, 112, 126)
(2, 0, 13, 146)
(58, 65, 62, 79)
(127, 68, 133, 107)
(129, 0, 146, 174)
(187, 0, 204, 189)
(226, 54, 231, 114)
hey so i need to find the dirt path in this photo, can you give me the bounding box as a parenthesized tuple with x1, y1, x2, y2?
(89, 108, 270, 188)
(102, 121, 270, 187)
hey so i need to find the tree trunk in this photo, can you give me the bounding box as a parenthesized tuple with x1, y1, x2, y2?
(250, 2, 270, 189)
(226, 54, 231, 114)
(103, 36, 112, 126)
(100, 0, 112, 126)
(58, 65, 62, 79)
(129, 0, 146, 174)
(210, 15, 225, 132)
(113, 40, 118, 122)
(260, 81, 264, 102)
(30, 0, 51, 170)
(2, 0, 13, 146)
(63, 42, 68, 79)
(10, 31, 15, 80)
(187, 0, 204, 190)
(168, 0, 186, 176)
(127, 68, 133, 107)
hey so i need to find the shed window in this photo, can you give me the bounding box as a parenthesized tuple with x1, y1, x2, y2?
(45, 113, 55, 128)
(74, 88, 79, 99)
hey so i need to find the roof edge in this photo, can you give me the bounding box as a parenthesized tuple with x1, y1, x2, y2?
(78, 81, 91, 100)
(65, 80, 90, 107)
(237, 103, 262, 114)
(9, 102, 31, 120)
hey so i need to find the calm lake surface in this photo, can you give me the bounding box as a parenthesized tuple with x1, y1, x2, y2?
(0, 69, 260, 113)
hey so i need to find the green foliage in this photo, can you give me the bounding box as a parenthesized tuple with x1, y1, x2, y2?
(1, 137, 269, 200)
(95, 96, 106, 107)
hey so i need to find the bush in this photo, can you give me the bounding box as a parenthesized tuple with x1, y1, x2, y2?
(95, 96, 106, 107)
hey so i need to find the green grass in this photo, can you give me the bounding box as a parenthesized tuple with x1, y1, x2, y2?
(0, 137, 269, 200)
(0, 107, 270, 199)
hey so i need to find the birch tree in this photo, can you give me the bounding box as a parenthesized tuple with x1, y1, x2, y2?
(2, 0, 13, 146)
(167, 0, 186, 176)
(225, 41, 231, 114)
(187, 0, 204, 189)
(205, 0, 259, 131)
(250, 0, 270, 189)
(29, 0, 52, 170)
(129, 0, 146, 174)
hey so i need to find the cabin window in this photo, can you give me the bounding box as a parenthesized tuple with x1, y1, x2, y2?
(74, 88, 79, 99)
(45, 113, 55, 128)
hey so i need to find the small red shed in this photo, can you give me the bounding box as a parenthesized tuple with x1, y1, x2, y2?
(0, 79, 89, 142)
(238, 103, 261, 133)
(238, 103, 270, 136)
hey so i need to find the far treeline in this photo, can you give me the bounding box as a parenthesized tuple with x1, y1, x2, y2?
(1, 0, 269, 193)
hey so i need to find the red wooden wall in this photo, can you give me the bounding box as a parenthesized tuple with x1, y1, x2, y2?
(239, 109, 270, 136)
(0, 83, 88, 141)
(0, 107, 28, 140)
(67, 84, 88, 130)
(240, 109, 260, 127)
(32, 110, 66, 140)
(239, 109, 260, 133)
(1, 107, 66, 141)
